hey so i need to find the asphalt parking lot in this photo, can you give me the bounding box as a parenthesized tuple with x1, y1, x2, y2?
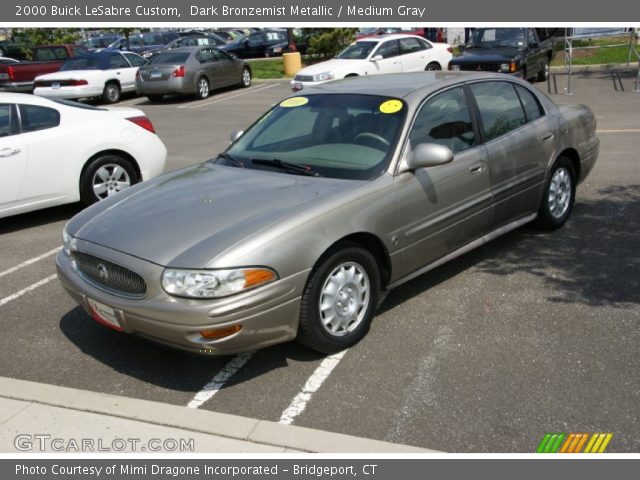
(1, 72, 639, 452)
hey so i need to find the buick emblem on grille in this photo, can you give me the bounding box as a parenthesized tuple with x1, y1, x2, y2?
(97, 263, 109, 282)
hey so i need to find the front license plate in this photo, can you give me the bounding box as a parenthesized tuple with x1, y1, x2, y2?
(87, 298, 122, 331)
(51, 82, 60, 89)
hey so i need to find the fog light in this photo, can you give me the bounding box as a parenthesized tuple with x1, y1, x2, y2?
(200, 325, 242, 339)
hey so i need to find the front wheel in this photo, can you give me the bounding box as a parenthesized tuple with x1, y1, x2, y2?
(533, 156, 576, 230)
(240, 67, 251, 88)
(425, 62, 441, 71)
(297, 245, 380, 353)
(102, 82, 120, 104)
(537, 59, 549, 82)
(195, 76, 209, 99)
(80, 155, 138, 206)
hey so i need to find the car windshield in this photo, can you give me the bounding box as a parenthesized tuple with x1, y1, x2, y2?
(60, 58, 100, 70)
(222, 94, 406, 180)
(468, 28, 526, 48)
(335, 41, 378, 60)
(146, 52, 190, 64)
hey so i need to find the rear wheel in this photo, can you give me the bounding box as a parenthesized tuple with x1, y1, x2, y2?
(425, 62, 441, 71)
(102, 82, 120, 104)
(297, 244, 380, 353)
(533, 156, 576, 230)
(80, 154, 138, 206)
(146, 94, 164, 102)
(195, 76, 209, 99)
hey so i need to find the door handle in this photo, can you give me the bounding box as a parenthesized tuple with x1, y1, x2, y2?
(469, 162, 486, 174)
(541, 133, 554, 141)
(0, 147, 20, 157)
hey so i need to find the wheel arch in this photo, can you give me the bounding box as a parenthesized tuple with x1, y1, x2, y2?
(555, 147, 581, 183)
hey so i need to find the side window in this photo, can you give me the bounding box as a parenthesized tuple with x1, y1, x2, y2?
(470, 81, 526, 141)
(514, 84, 544, 122)
(375, 40, 400, 59)
(399, 37, 425, 55)
(52, 47, 69, 60)
(123, 53, 146, 67)
(0, 105, 12, 137)
(197, 49, 216, 62)
(409, 87, 475, 154)
(33, 49, 53, 61)
(109, 54, 129, 69)
(19, 105, 60, 133)
(214, 49, 233, 61)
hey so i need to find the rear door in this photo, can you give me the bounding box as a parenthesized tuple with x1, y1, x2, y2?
(0, 104, 28, 211)
(392, 85, 492, 277)
(196, 48, 225, 89)
(109, 53, 136, 92)
(468, 80, 550, 228)
(398, 37, 429, 71)
(212, 49, 238, 86)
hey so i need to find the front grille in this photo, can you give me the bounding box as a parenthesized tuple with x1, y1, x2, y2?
(72, 251, 147, 298)
(294, 74, 314, 82)
(459, 63, 500, 72)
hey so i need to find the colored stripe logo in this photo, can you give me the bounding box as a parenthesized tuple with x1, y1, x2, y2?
(537, 433, 613, 453)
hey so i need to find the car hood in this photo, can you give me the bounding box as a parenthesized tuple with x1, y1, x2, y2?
(452, 47, 522, 62)
(297, 58, 363, 76)
(70, 163, 357, 268)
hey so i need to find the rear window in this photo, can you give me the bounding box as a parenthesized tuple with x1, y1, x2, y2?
(147, 52, 190, 64)
(60, 58, 99, 71)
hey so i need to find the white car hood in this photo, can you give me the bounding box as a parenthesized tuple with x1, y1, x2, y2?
(297, 58, 366, 76)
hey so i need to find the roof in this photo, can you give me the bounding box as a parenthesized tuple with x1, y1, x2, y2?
(356, 34, 429, 42)
(303, 71, 512, 98)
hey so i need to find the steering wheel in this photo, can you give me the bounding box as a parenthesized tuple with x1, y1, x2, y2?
(353, 132, 390, 150)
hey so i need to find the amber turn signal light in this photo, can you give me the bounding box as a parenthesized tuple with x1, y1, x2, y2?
(200, 325, 242, 339)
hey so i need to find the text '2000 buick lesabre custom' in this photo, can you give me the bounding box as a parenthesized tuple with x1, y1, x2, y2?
(56, 72, 599, 355)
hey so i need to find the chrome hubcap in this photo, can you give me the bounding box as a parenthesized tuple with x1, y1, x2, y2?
(549, 167, 572, 218)
(243, 69, 251, 86)
(106, 85, 118, 102)
(198, 79, 208, 97)
(319, 262, 370, 336)
(92, 164, 131, 200)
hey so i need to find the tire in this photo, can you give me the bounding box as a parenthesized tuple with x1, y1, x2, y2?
(533, 156, 576, 230)
(425, 62, 441, 71)
(297, 244, 380, 353)
(80, 154, 138, 206)
(146, 94, 164, 102)
(240, 67, 251, 88)
(101, 82, 121, 104)
(195, 76, 209, 99)
(537, 59, 549, 82)
(344, 74, 358, 78)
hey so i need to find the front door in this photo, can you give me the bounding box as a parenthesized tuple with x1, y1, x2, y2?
(0, 104, 27, 211)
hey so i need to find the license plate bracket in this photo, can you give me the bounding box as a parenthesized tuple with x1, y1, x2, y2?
(87, 298, 122, 331)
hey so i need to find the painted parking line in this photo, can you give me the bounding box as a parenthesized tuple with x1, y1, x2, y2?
(178, 83, 282, 110)
(279, 350, 347, 425)
(0, 274, 57, 308)
(187, 352, 253, 409)
(596, 129, 640, 133)
(0, 247, 62, 280)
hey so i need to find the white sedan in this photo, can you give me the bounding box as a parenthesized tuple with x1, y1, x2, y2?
(291, 34, 453, 91)
(0, 93, 167, 219)
(33, 51, 146, 104)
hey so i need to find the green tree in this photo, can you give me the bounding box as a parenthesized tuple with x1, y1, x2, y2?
(11, 28, 81, 59)
(306, 28, 358, 58)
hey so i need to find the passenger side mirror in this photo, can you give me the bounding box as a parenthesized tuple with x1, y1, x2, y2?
(370, 55, 383, 62)
(229, 129, 244, 143)
(407, 143, 454, 169)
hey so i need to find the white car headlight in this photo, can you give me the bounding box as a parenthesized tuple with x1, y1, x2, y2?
(162, 268, 277, 298)
(312, 71, 335, 82)
(62, 225, 76, 255)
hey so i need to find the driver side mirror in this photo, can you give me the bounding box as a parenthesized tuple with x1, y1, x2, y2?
(229, 129, 244, 143)
(407, 143, 454, 170)
(370, 55, 383, 62)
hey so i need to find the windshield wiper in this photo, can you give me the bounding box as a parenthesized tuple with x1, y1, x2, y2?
(251, 158, 321, 177)
(214, 152, 245, 167)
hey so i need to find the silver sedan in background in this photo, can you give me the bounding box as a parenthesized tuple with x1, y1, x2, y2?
(136, 47, 252, 102)
(57, 72, 598, 356)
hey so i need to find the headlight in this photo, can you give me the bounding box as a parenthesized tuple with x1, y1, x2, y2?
(450, 64, 461, 71)
(312, 71, 335, 82)
(62, 225, 76, 255)
(500, 63, 511, 72)
(162, 268, 278, 298)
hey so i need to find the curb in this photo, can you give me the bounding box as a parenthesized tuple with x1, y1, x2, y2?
(253, 78, 290, 84)
(550, 62, 639, 73)
(0, 377, 434, 453)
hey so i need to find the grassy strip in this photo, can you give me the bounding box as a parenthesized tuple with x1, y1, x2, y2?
(247, 58, 286, 79)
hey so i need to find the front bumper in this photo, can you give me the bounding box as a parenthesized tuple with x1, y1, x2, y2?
(289, 78, 333, 92)
(56, 243, 307, 355)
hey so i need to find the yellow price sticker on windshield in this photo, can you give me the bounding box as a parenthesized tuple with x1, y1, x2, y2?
(280, 97, 309, 108)
(379, 99, 403, 114)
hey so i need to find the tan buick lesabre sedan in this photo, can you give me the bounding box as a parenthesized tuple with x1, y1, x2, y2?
(57, 72, 599, 355)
